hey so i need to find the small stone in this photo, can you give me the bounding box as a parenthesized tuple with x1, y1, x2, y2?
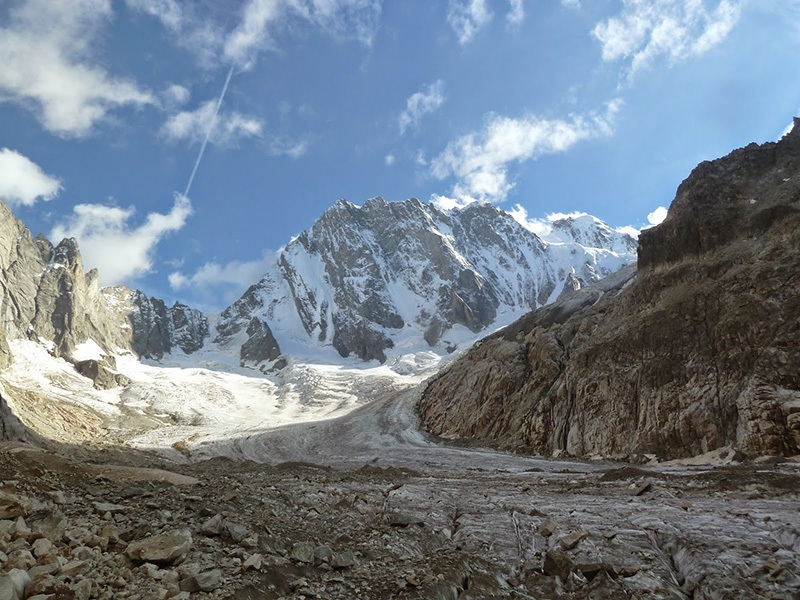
(140, 562, 163, 580)
(32, 537, 55, 558)
(242, 553, 263, 571)
(72, 579, 93, 600)
(543, 549, 573, 580)
(0, 569, 31, 599)
(93, 502, 128, 515)
(331, 551, 356, 569)
(11, 517, 30, 540)
(5, 548, 35, 570)
(314, 545, 334, 562)
(200, 514, 224, 537)
(632, 481, 652, 496)
(225, 522, 249, 543)
(47, 491, 67, 505)
(0, 490, 30, 519)
(27, 562, 60, 579)
(538, 517, 558, 537)
(387, 512, 425, 527)
(194, 569, 222, 592)
(290, 542, 315, 564)
(559, 530, 588, 551)
(765, 558, 783, 577)
(32, 514, 66, 541)
(61, 559, 91, 578)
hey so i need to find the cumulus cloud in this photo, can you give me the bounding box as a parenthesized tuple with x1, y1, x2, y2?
(162, 100, 264, 147)
(561, 0, 580, 8)
(384, 154, 396, 166)
(50, 194, 193, 285)
(169, 250, 278, 307)
(647, 205, 668, 225)
(398, 80, 445, 135)
(0, 149, 62, 207)
(0, 0, 153, 138)
(448, 0, 493, 45)
(593, 0, 742, 78)
(431, 99, 622, 205)
(507, 0, 525, 27)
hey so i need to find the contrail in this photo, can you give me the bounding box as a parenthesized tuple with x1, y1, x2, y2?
(183, 65, 235, 198)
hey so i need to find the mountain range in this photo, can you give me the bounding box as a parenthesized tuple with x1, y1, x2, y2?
(0, 193, 637, 385)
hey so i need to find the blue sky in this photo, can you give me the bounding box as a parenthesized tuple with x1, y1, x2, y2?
(0, 0, 798, 310)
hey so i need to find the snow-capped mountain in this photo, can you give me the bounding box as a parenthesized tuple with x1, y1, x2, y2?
(213, 197, 637, 367)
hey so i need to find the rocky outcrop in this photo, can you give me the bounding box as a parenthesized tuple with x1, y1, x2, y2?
(240, 318, 284, 372)
(127, 292, 208, 360)
(215, 197, 636, 363)
(419, 119, 800, 459)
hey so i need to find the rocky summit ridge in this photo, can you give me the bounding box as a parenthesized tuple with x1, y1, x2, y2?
(213, 197, 636, 366)
(419, 118, 800, 460)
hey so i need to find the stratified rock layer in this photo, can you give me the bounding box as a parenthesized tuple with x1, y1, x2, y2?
(419, 119, 800, 459)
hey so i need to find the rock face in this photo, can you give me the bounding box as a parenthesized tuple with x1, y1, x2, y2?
(215, 198, 635, 364)
(419, 119, 800, 459)
(127, 292, 208, 360)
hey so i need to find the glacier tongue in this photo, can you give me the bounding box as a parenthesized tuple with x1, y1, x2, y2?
(213, 197, 638, 369)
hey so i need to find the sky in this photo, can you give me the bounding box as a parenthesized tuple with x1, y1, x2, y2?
(0, 0, 799, 311)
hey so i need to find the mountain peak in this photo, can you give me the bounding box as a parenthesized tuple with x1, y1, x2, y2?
(214, 198, 637, 368)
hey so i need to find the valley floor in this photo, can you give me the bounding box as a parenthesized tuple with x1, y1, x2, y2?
(1, 343, 799, 598)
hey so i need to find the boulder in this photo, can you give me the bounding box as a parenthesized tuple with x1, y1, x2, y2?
(126, 529, 193, 565)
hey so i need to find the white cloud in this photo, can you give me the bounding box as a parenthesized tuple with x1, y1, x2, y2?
(0, 0, 153, 138)
(0, 149, 62, 207)
(124, 0, 182, 30)
(384, 154, 395, 166)
(398, 80, 446, 135)
(448, 0, 493, 45)
(286, 0, 383, 47)
(50, 194, 193, 285)
(593, 0, 742, 78)
(431, 99, 622, 204)
(224, 0, 283, 69)
(561, 0, 580, 9)
(507, 0, 525, 27)
(169, 250, 278, 307)
(162, 84, 190, 108)
(125, 0, 223, 68)
(647, 205, 668, 225)
(162, 100, 264, 147)
(224, 0, 382, 69)
(267, 135, 310, 158)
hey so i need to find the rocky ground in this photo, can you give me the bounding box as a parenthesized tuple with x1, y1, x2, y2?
(1, 424, 799, 599)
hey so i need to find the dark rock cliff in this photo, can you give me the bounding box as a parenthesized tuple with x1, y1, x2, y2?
(418, 119, 800, 459)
